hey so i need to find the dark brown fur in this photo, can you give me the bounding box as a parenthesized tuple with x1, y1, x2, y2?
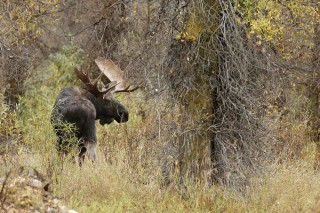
(51, 86, 128, 164)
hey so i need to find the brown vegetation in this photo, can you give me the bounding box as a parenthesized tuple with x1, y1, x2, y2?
(0, 0, 320, 212)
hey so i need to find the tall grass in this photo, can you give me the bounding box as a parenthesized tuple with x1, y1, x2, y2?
(2, 45, 319, 212)
(15, 150, 319, 212)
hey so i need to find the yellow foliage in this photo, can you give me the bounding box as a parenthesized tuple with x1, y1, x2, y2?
(183, 14, 203, 41)
(237, 0, 319, 62)
(175, 3, 217, 42)
(0, 0, 60, 46)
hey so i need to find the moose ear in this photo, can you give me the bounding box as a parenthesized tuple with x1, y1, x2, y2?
(95, 57, 126, 91)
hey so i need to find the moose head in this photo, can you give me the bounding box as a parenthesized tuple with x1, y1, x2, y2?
(51, 57, 139, 165)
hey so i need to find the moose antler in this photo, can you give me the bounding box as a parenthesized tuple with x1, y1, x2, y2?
(95, 57, 141, 93)
(114, 81, 141, 93)
(74, 66, 119, 97)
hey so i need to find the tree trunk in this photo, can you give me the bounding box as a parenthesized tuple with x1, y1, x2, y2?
(162, 0, 218, 186)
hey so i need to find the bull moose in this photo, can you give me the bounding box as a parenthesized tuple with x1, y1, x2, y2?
(51, 57, 138, 165)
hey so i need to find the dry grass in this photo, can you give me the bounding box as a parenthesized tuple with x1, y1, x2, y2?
(1, 46, 319, 212)
(3, 101, 319, 212)
(2, 141, 319, 212)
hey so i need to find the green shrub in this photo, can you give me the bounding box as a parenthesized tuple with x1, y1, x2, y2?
(15, 45, 87, 176)
(0, 88, 19, 155)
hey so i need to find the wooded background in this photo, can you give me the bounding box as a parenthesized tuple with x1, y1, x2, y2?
(0, 0, 319, 211)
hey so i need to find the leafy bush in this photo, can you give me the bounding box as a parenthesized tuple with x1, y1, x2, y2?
(0, 88, 19, 155)
(15, 45, 87, 176)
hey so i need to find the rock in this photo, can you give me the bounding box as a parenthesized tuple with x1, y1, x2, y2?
(29, 179, 43, 189)
(0, 177, 5, 183)
(1, 171, 78, 213)
(53, 198, 60, 205)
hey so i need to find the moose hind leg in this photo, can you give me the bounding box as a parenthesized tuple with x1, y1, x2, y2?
(83, 120, 97, 162)
(79, 119, 97, 164)
(78, 141, 87, 166)
(78, 140, 96, 166)
(85, 141, 96, 161)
